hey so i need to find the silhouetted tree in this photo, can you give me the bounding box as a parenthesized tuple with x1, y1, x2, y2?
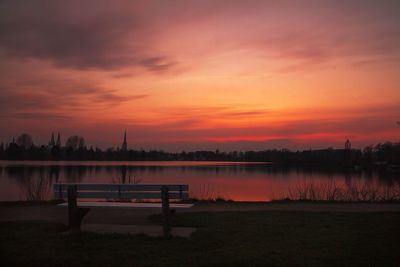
(16, 133, 33, 149)
(0, 142, 4, 159)
(65, 135, 86, 150)
(1, 131, 400, 171)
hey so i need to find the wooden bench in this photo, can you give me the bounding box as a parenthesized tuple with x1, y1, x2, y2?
(54, 183, 191, 237)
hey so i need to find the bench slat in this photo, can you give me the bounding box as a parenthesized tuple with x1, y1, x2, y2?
(119, 184, 188, 192)
(54, 183, 188, 192)
(55, 191, 189, 200)
(58, 202, 194, 208)
(56, 184, 119, 191)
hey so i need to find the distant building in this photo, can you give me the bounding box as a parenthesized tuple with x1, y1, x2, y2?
(345, 139, 351, 150)
(48, 132, 55, 147)
(56, 132, 61, 147)
(48, 132, 62, 148)
(121, 131, 128, 151)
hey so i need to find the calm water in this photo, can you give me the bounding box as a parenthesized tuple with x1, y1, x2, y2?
(0, 161, 398, 201)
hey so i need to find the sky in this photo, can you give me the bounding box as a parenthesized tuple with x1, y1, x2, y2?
(0, 0, 399, 151)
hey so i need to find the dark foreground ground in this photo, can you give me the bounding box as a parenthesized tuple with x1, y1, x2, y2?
(1, 202, 400, 267)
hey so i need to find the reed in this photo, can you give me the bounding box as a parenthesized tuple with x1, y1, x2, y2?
(285, 179, 400, 202)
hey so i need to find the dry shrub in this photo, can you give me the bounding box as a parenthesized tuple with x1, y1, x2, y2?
(286, 179, 400, 202)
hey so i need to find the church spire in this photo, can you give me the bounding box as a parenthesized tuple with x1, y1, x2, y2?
(121, 130, 128, 151)
(49, 132, 55, 147)
(345, 139, 351, 150)
(56, 132, 61, 147)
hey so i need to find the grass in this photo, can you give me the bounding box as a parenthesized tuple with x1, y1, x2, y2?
(1, 211, 400, 266)
(0, 200, 64, 207)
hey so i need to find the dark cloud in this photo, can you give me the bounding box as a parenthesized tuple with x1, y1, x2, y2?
(261, 26, 400, 72)
(223, 110, 271, 117)
(0, 112, 73, 120)
(95, 93, 148, 103)
(1, 103, 398, 151)
(124, 104, 400, 142)
(0, 1, 176, 72)
(139, 57, 177, 72)
(0, 83, 149, 117)
(0, 87, 63, 112)
(0, 0, 399, 73)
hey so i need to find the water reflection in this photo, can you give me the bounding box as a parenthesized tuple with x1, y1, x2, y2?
(111, 165, 143, 184)
(0, 161, 398, 201)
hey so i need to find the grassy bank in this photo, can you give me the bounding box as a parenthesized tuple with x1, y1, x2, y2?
(1, 211, 400, 266)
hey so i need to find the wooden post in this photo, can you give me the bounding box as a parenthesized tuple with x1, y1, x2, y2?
(68, 185, 89, 234)
(161, 186, 171, 237)
(58, 184, 62, 200)
(68, 185, 78, 232)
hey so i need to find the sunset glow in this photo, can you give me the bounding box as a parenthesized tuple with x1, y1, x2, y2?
(0, 0, 399, 151)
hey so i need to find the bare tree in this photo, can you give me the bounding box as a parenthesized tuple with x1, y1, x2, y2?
(65, 135, 85, 150)
(16, 133, 33, 149)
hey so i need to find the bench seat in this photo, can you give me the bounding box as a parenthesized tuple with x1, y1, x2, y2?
(58, 202, 193, 209)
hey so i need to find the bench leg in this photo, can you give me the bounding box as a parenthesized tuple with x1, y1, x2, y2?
(68, 185, 90, 234)
(162, 186, 171, 238)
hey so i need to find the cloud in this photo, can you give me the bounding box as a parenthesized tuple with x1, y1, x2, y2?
(139, 57, 177, 72)
(256, 25, 400, 72)
(0, 83, 148, 118)
(1, 103, 398, 151)
(222, 110, 271, 117)
(0, 1, 176, 72)
(68, 105, 400, 151)
(94, 92, 148, 104)
(0, 0, 399, 74)
(0, 112, 73, 120)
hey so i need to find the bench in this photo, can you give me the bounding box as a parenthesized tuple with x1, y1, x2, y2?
(54, 183, 191, 237)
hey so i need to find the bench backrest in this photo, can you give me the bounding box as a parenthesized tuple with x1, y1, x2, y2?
(54, 183, 189, 200)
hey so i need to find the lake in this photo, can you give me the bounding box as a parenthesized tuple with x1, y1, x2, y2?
(0, 161, 398, 201)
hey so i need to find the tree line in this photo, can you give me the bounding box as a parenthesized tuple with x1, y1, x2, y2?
(0, 133, 399, 170)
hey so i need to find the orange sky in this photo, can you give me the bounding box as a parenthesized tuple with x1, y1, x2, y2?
(0, 0, 399, 151)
